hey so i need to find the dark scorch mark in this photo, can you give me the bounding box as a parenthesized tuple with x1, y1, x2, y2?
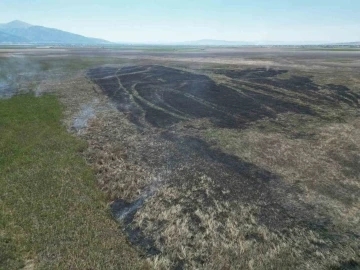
(110, 197, 160, 256)
(88, 65, 358, 129)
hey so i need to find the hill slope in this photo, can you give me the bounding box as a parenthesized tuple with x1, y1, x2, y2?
(0, 30, 28, 43)
(0, 20, 32, 29)
(0, 20, 110, 44)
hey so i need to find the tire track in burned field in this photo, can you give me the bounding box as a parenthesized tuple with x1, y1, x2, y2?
(88, 65, 359, 129)
(211, 68, 360, 109)
(86, 65, 359, 264)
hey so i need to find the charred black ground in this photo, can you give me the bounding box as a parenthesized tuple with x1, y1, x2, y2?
(88, 65, 358, 129)
(87, 64, 359, 248)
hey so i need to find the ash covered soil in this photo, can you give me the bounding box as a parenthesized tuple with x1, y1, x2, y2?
(86, 63, 360, 269)
(87, 65, 358, 128)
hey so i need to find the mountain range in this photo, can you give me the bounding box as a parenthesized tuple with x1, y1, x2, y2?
(0, 20, 110, 44)
(175, 39, 360, 46)
(117, 39, 360, 46)
(0, 20, 359, 46)
(176, 39, 254, 46)
(334, 41, 360, 46)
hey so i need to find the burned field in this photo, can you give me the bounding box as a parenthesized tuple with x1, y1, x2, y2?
(87, 65, 359, 129)
(2, 47, 359, 269)
(86, 63, 360, 269)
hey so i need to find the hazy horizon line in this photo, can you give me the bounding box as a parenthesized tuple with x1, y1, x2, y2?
(1, 20, 358, 45)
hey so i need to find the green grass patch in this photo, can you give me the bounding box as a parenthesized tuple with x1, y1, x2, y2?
(0, 94, 145, 269)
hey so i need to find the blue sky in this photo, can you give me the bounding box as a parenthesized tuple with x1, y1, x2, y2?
(0, 0, 359, 43)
